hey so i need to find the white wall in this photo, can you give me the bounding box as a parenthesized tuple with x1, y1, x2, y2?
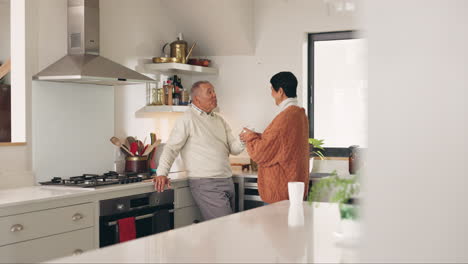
(0, 0, 358, 188)
(35, 0, 67, 72)
(362, 0, 468, 262)
(102, 0, 357, 166)
(100, 0, 181, 144)
(159, 0, 255, 56)
(210, 0, 358, 136)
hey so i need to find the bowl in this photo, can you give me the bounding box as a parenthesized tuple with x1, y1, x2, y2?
(188, 58, 211, 67)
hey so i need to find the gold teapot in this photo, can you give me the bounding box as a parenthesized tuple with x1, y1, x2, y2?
(162, 33, 195, 64)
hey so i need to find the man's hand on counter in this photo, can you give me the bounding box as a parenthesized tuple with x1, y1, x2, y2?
(154, 176, 171, 192)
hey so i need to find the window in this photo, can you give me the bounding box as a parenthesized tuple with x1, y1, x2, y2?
(308, 31, 367, 156)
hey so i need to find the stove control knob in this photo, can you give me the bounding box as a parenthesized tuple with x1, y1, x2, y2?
(117, 204, 125, 211)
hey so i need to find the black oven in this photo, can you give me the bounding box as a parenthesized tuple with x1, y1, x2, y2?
(99, 190, 174, 248)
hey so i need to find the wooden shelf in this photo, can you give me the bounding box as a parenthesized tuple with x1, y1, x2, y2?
(144, 63, 218, 75)
(0, 142, 27, 147)
(137, 105, 189, 113)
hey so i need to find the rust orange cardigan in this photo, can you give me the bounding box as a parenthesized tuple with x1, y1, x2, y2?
(244, 106, 309, 204)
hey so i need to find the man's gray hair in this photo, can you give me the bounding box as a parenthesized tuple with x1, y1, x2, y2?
(191, 81, 211, 97)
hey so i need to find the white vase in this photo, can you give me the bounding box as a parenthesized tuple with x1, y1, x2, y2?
(309, 157, 314, 173)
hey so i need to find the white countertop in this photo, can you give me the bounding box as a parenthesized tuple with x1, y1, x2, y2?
(48, 201, 358, 263)
(0, 171, 255, 209)
(0, 186, 95, 209)
(0, 168, 331, 209)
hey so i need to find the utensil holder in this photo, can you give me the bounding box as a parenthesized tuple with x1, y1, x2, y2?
(125, 156, 148, 173)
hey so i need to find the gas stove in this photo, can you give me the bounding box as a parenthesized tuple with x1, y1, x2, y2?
(39, 171, 152, 188)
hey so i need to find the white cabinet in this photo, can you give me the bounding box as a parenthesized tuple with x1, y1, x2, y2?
(0, 202, 95, 263)
(174, 186, 196, 208)
(173, 185, 202, 228)
(174, 206, 202, 228)
(0, 203, 94, 246)
(0, 227, 94, 263)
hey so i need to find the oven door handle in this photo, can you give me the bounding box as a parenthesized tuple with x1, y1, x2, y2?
(106, 213, 155, 226)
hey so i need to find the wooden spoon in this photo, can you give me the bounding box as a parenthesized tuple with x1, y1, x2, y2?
(110, 137, 134, 156)
(126, 136, 136, 147)
(186, 42, 196, 62)
(142, 140, 161, 156)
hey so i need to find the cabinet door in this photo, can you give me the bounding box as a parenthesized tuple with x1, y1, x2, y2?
(174, 206, 202, 228)
(174, 187, 196, 209)
(0, 203, 94, 246)
(0, 227, 95, 263)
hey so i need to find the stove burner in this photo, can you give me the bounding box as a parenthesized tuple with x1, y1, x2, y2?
(39, 171, 148, 188)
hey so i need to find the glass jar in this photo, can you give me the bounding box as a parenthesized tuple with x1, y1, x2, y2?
(146, 83, 152, 106)
(156, 88, 164, 105)
(181, 89, 189, 105)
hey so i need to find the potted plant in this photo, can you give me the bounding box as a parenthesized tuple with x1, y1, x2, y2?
(309, 138, 325, 173)
(308, 170, 360, 238)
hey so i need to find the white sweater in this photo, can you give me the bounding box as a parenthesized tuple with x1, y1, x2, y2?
(157, 106, 245, 178)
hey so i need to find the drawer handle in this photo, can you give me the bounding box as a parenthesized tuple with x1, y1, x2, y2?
(72, 213, 84, 221)
(106, 213, 154, 226)
(10, 224, 24, 232)
(73, 249, 84, 255)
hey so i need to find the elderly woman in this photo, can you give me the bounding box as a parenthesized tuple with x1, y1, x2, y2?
(240, 72, 309, 204)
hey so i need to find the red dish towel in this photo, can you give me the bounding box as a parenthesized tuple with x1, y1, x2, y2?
(118, 217, 136, 243)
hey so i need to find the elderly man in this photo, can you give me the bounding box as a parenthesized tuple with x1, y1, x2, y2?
(154, 81, 244, 221)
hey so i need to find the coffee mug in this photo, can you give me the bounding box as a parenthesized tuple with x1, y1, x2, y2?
(288, 182, 305, 205)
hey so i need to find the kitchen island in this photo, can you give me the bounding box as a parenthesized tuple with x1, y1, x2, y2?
(0, 171, 337, 263)
(48, 201, 358, 263)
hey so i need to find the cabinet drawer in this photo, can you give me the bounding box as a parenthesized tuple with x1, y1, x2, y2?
(0, 203, 94, 246)
(0, 227, 95, 263)
(174, 206, 202, 228)
(174, 187, 196, 209)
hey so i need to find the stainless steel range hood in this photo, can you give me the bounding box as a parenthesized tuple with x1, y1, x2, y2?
(33, 0, 154, 86)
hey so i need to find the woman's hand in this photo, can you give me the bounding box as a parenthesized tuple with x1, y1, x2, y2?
(239, 127, 256, 142)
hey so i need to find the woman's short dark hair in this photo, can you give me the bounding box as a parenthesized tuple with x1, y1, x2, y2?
(270, 72, 298, 98)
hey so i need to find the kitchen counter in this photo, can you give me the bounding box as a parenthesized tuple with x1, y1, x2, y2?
(0, 186, 94, 209)
(48, 200, 358, 263)
(0, 171, 257, 209)
(0, 170, 332, 210)
(0, 172, 187, 210)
